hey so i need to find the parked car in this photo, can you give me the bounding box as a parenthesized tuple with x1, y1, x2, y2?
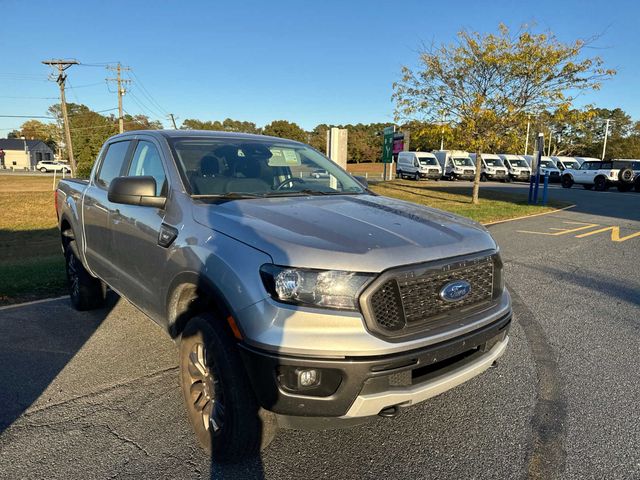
(560, 159, 640, 191)
(56, 130, 512, 462)
(523, 155, 562, 182)
(470, 153, 508, 182)
(551, 156, 581, 172)
(310, 168, 329, 179)
(498, 154, 531, 182)
(433, 150, 476, 180)
(36, 160, 71, 173)
(396, 151, 442, 180)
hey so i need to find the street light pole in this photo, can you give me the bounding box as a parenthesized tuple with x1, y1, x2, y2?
(601, 118, 611, 160)
(524, 119, 530, 155)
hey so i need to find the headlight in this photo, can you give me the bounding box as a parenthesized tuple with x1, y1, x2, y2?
(260, 265, 374, 310)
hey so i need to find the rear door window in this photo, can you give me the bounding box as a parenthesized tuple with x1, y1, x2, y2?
(96, 141, 131, 188)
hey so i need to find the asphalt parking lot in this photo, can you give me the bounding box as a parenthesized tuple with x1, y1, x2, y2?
(0, 183, 638, 479)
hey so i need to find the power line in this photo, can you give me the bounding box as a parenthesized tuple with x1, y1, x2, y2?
(128, 69, 169, 115)
(0, 114, 56, 119)
(0, 96, 58, 100)
(127, 91, 166, 122)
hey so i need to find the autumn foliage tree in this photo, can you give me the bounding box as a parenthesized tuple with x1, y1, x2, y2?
(393, 24, 615, 204)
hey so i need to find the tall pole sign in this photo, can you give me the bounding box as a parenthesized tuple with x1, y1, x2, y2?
(382, 126, 394, 181)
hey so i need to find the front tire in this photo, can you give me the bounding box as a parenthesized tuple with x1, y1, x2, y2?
(179, 314, 277, 463)
(65, 244, 105, 310)
(561, 175, 573, 188)
(40, 167, 48, 172)
(414, 172, 420, 181)
(594, 176, 608, 191)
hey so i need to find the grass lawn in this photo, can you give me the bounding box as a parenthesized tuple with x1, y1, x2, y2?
(0, 175, 568, 305)
(0, 175, 66, 305)
(369, 179, 568, 224)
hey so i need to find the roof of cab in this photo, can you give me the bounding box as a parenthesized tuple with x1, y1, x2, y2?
(104, 129, 305, 145)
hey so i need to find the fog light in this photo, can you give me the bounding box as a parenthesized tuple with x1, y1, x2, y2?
(297, 368, 319, 387)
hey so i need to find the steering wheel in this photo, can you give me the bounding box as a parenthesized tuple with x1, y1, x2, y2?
(274, 177, 306, 191)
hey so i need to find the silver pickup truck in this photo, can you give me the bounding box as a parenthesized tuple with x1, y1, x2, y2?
(56, 130, 512, 462)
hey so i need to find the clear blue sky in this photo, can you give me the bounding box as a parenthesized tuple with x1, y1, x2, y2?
(1, 0, 637, 134)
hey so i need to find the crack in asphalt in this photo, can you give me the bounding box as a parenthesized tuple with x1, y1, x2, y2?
(20, 366, 179, 418)
(509, 285, 568, 480)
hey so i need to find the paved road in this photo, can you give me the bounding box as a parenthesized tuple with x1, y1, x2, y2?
(0, 185, 638, 479)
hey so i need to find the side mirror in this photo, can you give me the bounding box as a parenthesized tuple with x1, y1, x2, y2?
(353, 175, 368, 188)
(108, 176, 166, 208)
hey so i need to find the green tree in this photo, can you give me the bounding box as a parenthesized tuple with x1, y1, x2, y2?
(393, 24, 614, 204)
(263, 120, 307, 143)
(10, 120, 60, 151)
(181, 118, 259, 134)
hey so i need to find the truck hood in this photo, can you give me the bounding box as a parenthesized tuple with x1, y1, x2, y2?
(192, 194, 496, 272)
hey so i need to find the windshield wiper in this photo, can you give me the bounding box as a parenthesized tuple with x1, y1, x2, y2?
(265, 189, 330, 197)
(192, 192, 265, 200)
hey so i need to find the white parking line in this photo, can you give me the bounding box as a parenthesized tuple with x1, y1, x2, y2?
(0, 295, 69, 312)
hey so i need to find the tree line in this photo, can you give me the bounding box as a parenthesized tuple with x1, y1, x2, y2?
(9, 104, 640, 177)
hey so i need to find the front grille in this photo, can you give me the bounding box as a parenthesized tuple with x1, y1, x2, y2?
(550, 171, 560, 176)
(464, 169, 474, 175)
(363, 254, 497, 338)
(428, 168, 440, 174)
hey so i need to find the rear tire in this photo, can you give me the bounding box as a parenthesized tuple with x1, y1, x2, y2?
(561, 175, 573, 189)
(179, 314, 277, 463)
(594, 176, 608, 191)
(40, 167, 47, 172)
(65, 244, 105, 311)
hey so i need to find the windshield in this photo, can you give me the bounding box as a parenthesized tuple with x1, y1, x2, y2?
(452, 157, 473, 167)
(169, 137, 365, 197)
(484, 158, 504, 167)
(418, 157, 437, 166)
(540, 160, 556, 169)
(508, 159, 527, 168)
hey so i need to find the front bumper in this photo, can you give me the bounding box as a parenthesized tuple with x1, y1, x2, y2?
(420, 171, 442, 179)
(238, 311, 511, 419)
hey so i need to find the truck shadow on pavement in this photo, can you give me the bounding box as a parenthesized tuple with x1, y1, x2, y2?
(0, 293, 116, 434)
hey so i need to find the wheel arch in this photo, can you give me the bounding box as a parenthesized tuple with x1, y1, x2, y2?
(165, 272, 238, 340)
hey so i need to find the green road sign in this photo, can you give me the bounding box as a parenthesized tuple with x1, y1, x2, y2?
(382, 126, 394, 163)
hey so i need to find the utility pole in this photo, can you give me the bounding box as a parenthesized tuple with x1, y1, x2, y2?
(168, 113, 178, 129)
(601, 118, 611, 160)
(524, 118, 531, 155)
(547, 130, 553, 156)
(42, 59, 78, 175)
(107, 63, 131, 134)
(439, 112, 446, 150)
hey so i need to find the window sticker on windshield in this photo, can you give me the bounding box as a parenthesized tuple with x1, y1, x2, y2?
(268, 148, 301, 166)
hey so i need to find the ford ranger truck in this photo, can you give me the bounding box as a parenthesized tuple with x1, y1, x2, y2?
(56, 130, 512, 463)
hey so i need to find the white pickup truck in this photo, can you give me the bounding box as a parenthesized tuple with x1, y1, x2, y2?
(560, 159, 640, 191)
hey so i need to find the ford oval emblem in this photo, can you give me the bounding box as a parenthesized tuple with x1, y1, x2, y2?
(440, 280, 472, 303)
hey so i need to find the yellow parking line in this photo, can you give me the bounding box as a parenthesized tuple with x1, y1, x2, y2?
(575, 226, 640, 242)
(517, 222, 600, 236)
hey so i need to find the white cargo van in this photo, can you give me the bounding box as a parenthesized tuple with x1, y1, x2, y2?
(433, 150, 476, 181)
(396, 152, 442, 180)
(551, 156, 580, 173)
(523, 155, 562, 182)
(498, 154, 531, 182)
(470, 153, 509, 182)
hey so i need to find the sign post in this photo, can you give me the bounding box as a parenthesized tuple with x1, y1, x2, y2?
(382, 126, 394, 181)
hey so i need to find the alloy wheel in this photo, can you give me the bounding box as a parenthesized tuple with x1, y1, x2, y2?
(187, 342, 225, 433)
